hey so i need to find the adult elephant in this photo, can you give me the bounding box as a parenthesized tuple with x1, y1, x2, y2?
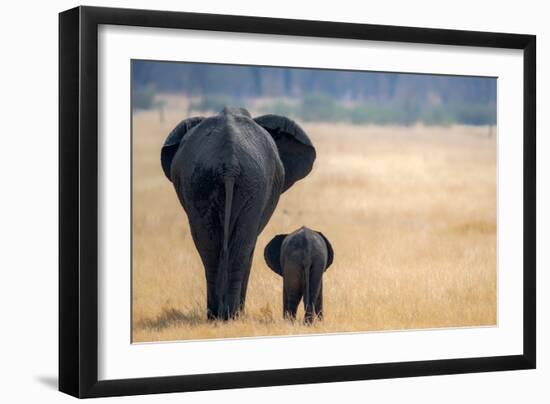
(161, 107, 316, 320)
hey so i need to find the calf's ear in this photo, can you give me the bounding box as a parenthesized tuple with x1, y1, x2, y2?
(316, 232, 334, 270)
(264, 234, 287, 276)
(161, 117, 204, 181)
(254, 115, 316, 192)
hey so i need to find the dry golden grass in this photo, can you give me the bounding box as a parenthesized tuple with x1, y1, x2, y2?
(132, 107, 496, 343)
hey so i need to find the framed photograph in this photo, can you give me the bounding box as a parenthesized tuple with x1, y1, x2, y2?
(59, 6, 536, 398)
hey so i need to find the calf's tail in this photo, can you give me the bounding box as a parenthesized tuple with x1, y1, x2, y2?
(304, 264, 313, 323)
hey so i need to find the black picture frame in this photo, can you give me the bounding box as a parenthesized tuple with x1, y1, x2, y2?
(59, 5, 536, 398)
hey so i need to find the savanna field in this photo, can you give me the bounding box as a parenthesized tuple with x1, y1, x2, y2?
(132, 97, 497, 342)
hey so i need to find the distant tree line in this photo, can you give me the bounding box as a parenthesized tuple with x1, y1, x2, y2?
(132, 61, 496, 126)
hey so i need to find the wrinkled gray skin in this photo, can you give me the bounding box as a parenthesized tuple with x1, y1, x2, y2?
(264, 227, 334, 323)
(161, 107, 316, 320)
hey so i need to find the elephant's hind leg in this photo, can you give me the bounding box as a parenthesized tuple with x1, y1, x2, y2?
(238, 249, 254, 312)
(313, 283, 323, 321)
(283, 264, 303, 320)
(305, 267, 323, 324)
(223, 193, 265, 319)
(184, 209, 222, 321)
(283, 289, 303, 320)
(206, 274, 220, 321)
(224, 244, 255, 319)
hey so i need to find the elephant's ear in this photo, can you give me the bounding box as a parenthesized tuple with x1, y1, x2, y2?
(254, 115, 316, 192)
(317, 232, 334, 270)
(264, 234, 287, 276)
(161, 117, 204, 181)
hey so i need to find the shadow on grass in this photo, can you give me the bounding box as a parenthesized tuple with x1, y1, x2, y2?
(136, 304, 279, 331)
(136, 307, 205, 330)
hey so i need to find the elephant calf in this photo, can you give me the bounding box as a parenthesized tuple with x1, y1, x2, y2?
(264, 227, 334, 323)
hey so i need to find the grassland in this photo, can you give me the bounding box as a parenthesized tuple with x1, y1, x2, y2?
(132, 102, 496, 342)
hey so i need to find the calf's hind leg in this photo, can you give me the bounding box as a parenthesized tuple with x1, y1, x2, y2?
(283, 261, 303, 320)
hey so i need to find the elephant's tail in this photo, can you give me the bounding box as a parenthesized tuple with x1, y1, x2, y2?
(304, 263, 311, 316)
(216, 176, 235, 317)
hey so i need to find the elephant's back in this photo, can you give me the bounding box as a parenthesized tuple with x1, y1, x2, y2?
(175, 115, 282, 180)
(171, 114, 284, 217)
(282, 229, 310, 263)
(283, 228, 328, 267)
